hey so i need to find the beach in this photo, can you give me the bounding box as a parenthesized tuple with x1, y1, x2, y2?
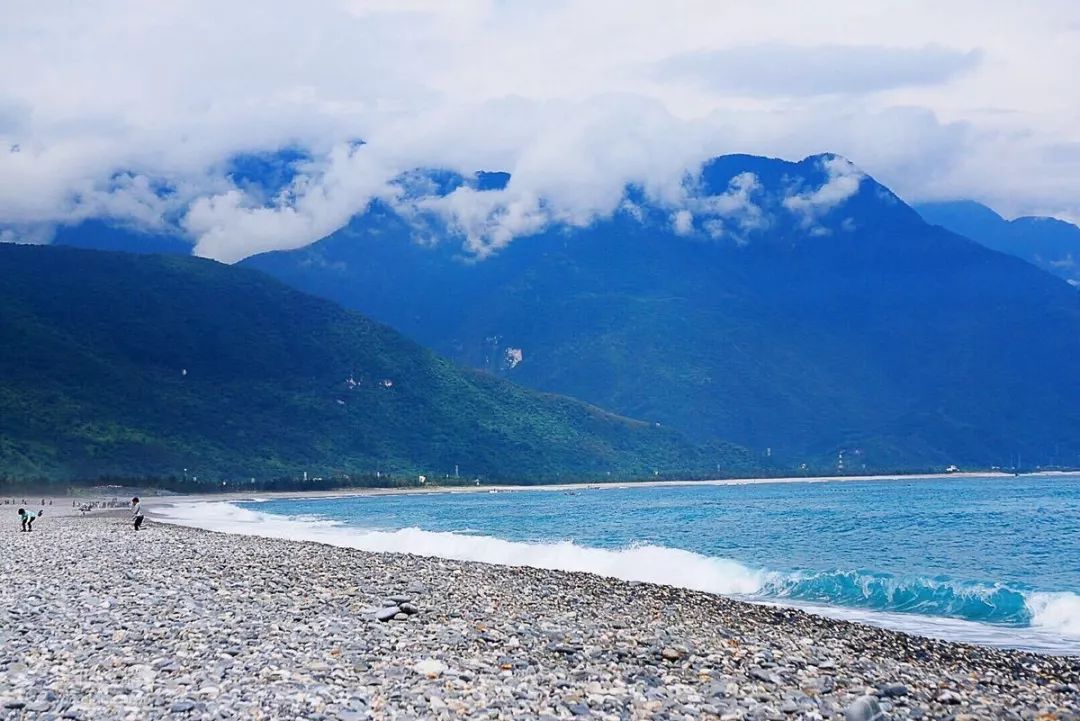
(2, 506, 1078, 720)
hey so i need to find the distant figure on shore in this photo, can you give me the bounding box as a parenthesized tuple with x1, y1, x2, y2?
(18, 507, 42, 532)
(131, 497, 144, 531)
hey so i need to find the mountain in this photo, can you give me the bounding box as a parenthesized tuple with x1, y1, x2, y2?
(243, 153, 1080, 471)
(917, 200, 1080, 286)
(52, 218, 192, 256)
(0, 244, 757, 482)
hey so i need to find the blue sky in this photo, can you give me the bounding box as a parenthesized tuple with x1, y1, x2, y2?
(1, 0, 1078, 261)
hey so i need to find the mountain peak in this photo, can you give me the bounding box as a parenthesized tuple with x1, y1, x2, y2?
(684, 152, 919, 243)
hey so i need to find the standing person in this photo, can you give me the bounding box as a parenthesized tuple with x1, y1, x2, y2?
(131, 497, 144, 531)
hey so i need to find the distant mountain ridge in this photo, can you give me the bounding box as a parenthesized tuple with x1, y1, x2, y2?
(0, 244, 757, 482)
(240, 153, 1080, 471)
(917, 200, 1080, 286)
(15, 151, 1080, 471)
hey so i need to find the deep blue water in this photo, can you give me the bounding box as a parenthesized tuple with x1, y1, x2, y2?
(179, 475, 1080, 653)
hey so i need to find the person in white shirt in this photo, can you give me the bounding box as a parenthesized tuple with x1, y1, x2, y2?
(18, 507, 41, 532)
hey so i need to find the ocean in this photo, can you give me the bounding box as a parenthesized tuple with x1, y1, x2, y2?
(158, 474, 1080, 655)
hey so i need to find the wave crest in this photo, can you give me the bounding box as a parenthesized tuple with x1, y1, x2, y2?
(762, 571, 1031, 625)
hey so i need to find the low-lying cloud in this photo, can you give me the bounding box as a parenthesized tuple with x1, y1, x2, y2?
(783, 156, 865, 227)
(1, 0, 1078, 260)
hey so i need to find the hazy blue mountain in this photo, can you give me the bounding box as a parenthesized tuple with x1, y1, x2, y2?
(917, 200, 1080, 286)
(243, 153, 1080, 471)
(52, 219, 192, 255)
(0, 244, 757, 482)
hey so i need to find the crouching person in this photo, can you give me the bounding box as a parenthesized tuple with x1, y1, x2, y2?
(18, 507, 41, 532)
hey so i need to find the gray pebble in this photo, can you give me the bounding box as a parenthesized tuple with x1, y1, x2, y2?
(844, 695, 886, 721)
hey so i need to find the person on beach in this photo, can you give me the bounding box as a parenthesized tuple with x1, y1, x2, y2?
(18, 507, 41, 532)
(131, 497, 144, 530)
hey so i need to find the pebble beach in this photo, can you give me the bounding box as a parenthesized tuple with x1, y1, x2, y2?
(3, 507, 1080, 720)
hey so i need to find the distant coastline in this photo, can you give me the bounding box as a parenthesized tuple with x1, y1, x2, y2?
(137, 469, 1075, 508)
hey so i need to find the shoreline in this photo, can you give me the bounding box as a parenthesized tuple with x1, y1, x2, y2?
(135, 468, 1063, 507)
(152, 492, 1080, 657)
(3, 513, 1077, 720)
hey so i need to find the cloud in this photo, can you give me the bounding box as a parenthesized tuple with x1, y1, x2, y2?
(185, 142, 401, 263)
(782, 156, 865, 226)
(655, 44, 983, 97)
(0, 224, 54, 245)
(687, 171, 766, 236)
(0, 0, 1078, 259)
(406, 185, 551, 258)
(671, 209, 694, 235)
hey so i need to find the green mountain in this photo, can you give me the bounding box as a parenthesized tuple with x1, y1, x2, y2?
(0, 244, 757, 482)
(243, 154, 1080, 471)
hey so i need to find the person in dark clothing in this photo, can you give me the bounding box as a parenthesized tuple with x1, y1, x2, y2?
(131, 497, 144, 530)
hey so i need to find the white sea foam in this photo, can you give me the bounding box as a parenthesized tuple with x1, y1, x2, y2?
(155, 501, 1080, 654)
(1029, 592, 1080, 639)
(155, 501, 765, 595)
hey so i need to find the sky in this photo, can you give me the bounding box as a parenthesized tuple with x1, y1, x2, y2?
(2, 0, 1079, 262)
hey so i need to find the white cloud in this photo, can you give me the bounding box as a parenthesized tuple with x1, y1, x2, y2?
(410, 186, 552, 258)
(671, 210, 694, 235)
(655, 44, 983, 96)
(0, 224, 54, 245)
(783, 155, 865, 226)
(688, 171, 766, 236)
(0, 0, 1078, 260)
(184, 142, 402, 262)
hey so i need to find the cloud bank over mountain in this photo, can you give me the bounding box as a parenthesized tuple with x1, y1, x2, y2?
(1, 0, 1079, 261)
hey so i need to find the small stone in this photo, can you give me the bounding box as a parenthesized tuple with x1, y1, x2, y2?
(880, 683, 909, 698)
(399, 602, 419, 615)
(393, 612, 409, 621)
(169, 700, 196, 713)
(844, 695, 885, 721)
(375, 606, 400, 622)
(938, 690, 963, 705)
(661, 647, 681, 661)
(412, 659, 447, 678)
(337, 712, 367, 721)
(549, 643, 581, 655)
(749, 668, 775, 684)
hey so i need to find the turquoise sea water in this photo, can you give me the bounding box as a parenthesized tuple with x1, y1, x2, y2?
(161, 475, 1080, 654)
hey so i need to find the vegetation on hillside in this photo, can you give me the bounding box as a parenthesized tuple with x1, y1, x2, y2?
(0, 245, 761, 484)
